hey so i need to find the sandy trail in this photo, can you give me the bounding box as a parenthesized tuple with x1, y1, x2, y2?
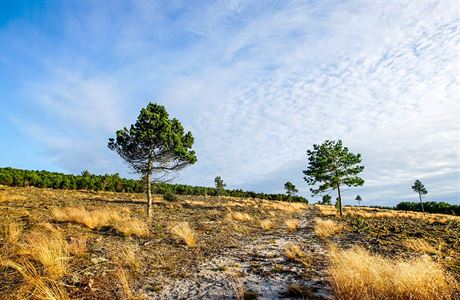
(148, 213, 334, 299)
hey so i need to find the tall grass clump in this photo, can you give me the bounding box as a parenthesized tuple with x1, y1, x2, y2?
(52, 207, 149, 238)
(0, 258, 69, 299)
(171, 222, 197, 247)
(314, 218, 343, 238)
(328, 245, 457, 300)
(285, 219, 300, 230)
(2, 220, 23, 244)
(259, 219, 274, 230)
(226, 212, 252, 222)
(25, 229, 69, 279)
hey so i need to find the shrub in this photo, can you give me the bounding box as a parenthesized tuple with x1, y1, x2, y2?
(163, 191, 178, 202)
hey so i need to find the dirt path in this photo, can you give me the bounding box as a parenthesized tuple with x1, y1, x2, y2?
(148, 212, 334, 299)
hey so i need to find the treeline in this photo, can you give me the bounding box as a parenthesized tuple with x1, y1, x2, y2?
(0, 167, 308, 203)
(396, 201, 459, 216)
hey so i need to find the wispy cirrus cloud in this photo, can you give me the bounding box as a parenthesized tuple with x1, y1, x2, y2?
(1, 1, 459, 205)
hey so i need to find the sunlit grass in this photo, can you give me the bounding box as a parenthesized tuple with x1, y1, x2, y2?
(328, 245, 457, 300)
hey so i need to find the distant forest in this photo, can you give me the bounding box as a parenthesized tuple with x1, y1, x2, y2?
(0, 167, 308, 203)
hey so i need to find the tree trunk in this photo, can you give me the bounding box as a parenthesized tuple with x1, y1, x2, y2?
(419, 192, 425, 213)
(146, 172, 152, 218)
(337, 185, 343, 217)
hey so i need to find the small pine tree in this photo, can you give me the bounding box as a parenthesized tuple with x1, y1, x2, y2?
(284, 182, 298, 200)
(412, 180, 427, 213)
(214, 176, 226, 197)
(355, 195, 362, 206)
(321, 194, 332, 205)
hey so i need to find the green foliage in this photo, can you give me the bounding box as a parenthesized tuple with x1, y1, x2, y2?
(108, 103, 197, 179)
(214, 176, 226, 196)
(284, 182, 298, 197)
(412, 180, 427, 195)
(163, 191, 178, 202)
(303, 140, 364, 216)
(396, 201, 459, 216)
(0, 167, 308, 203)
(321, 194, 332, 205)
(411, 179, 428, 212)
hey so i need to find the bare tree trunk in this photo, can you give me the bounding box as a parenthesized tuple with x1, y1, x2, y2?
(337, 185, 343, 217)
(419, 192, 425, 213)
(146, 172, 152, 218)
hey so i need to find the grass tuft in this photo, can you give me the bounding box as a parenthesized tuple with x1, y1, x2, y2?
(0, 258, 69, 299)
(52, 207, 149, 238)
(171, 222, 197, 247)
(25, 229, 69, 279)
(285, 219, 300, 231)
(226, 212, 253, 222)
(404, 238, 438, 255)
(314, 218, 343, 238)
(284, 243, 304, 261)
(2, 220, 23, 244)
(328, 245, 457, 300)
(259, 219, 274, 230)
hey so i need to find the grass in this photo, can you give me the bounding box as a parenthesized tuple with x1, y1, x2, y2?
(1, 186, 458, 299)
(328, 245, 457, 300)
(52, 206, 149, 237)
(2, 220, 23, 244)
(116, 266, 134, 299)
(171, 222, 197, 247)
(404, 238, 439, 255)
(114, 218, 150, 238)
(68, 235, 87, 257)
(24, 228, 69, 279)
(259, 219, 274, 230)
(52, 206, 122, 229)
(226, 211, 253, 222)
(284, 243, 304, 261)
(314, 218, 343, 238)
(120, 245, 141, 271)
(0, 258, 69, 300)
(285, 218, 300, 230)
(0, 191, 27, 203)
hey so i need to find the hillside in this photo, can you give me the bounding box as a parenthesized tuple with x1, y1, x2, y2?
(1, 186, 459, 299)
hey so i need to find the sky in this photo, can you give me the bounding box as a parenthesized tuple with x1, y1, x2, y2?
(1, 0, 459, 206)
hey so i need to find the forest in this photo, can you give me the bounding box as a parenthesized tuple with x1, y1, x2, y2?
(0, 167, 308, 203)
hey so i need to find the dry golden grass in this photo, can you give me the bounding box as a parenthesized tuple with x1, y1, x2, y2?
(285, 219, 300, 231)
(316, 205, 337, 217)
(52, 207, 149, 238)
(24, 229, 69, 279)
(120, 245, 141, 271)
(284, 243, 304, 261)
(2, 220, 23, 244)
(328, 245, 457, 300)
(314, 218, 343, 238)
(0, 192, 27, 202)
(114, 218, 150, 238)
(68, 235, 87, 257)
(116, 266, 134, 299)
(404, 238, 439, 255)
(259, 219, 274, 230)
(226, 212, 253, 222)
(52, 206, 122, 229)
(0, 258, 69, 300)
(171, 222, 197, 247)
(261, 201, 306, 213)
(344, 206, 460, 224)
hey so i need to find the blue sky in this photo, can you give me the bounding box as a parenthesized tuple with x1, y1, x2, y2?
(1, 0, 459, 206)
